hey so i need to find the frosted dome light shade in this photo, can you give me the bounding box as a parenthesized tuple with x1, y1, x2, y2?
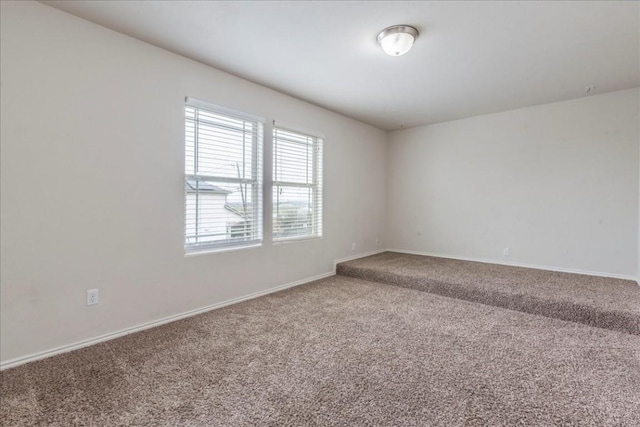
(379, 32, 414, 56)
(377, 25, 419, 56)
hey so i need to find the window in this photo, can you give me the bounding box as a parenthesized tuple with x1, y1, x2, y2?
(273, 125, 323, 241)
(185, 98, 263, 252)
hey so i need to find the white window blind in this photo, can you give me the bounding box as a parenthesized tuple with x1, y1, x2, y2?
(273, 125, 323, 241)
(185, 98, 263, 251)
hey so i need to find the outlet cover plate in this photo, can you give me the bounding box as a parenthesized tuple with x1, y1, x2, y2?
(87, 289, 99, 306)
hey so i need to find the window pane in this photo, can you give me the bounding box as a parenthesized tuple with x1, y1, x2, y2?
(273, 186, 314, 239)
(192, 112, 256, 179)
(185, 179, 260, 247)
(274, 134, 313, 184)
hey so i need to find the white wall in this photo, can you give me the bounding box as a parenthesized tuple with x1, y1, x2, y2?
(0, 2, 387, 364)
(387, 89, 639, 278)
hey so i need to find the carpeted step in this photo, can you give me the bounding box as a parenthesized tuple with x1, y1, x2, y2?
(337, 252, 640, 335)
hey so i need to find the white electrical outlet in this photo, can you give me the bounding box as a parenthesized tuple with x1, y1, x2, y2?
(351, 242, 356, 251)
(87, 289, 99, 306)
(503, 248, 510, 257)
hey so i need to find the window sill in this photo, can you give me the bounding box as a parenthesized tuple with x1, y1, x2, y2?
(184, 243, 262, 257)
(273, 235, 323, 245)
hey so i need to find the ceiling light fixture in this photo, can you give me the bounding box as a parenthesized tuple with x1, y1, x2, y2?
(377, 25, 419, 56)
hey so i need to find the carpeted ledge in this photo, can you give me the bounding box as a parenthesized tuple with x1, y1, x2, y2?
(337, 252, 640, 335)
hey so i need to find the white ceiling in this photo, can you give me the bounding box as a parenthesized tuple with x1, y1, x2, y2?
(43, 1, 639, 131)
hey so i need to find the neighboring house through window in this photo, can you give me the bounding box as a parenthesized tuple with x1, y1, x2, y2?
(273, 124, 323, 241)
(184, 98, 263, 251)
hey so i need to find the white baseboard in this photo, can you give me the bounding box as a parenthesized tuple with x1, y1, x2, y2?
(0, 270, 336, 371)
(0, 248, 387, 371)
(386, 248, 638, 282)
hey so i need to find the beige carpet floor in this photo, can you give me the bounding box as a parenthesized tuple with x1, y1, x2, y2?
(2, 275, 639, 426)
(338, 252, 640, 335)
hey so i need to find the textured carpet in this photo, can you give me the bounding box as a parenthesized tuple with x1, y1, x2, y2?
(2, 275, 639, 426)
(337, 252, 640, 335)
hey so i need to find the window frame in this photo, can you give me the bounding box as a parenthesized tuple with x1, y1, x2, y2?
(272, 123, 324, 242)
(184, 97, 264, 253)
